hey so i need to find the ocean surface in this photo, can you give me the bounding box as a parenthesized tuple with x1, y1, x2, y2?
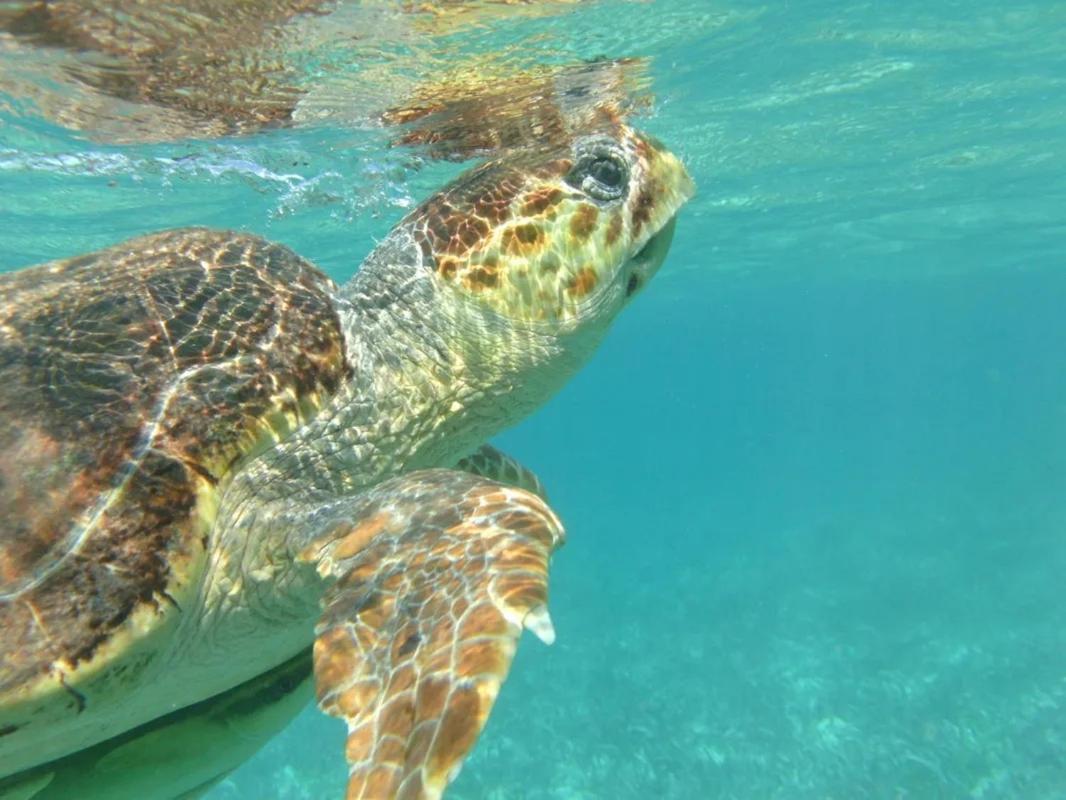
(2, 1, 1065, 798)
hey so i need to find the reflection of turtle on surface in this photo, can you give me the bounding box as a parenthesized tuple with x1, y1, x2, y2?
(380, 56, 649, 160)
(0, 0, 640, 152)
(0, 0, 327, 136)
(0, 120, 694, 798)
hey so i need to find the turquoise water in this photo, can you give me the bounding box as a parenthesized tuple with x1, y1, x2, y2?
(2, 1, 1066, 798)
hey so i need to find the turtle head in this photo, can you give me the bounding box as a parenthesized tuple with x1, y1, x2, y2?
(346, 123, 693, 449)
(407, 123, 694, 332)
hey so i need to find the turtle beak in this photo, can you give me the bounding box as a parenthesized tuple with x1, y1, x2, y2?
(658, 147, 696, 208)
(625, 216, 678, 299)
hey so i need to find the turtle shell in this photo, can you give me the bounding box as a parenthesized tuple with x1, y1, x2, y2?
(0, 228, 349, 769)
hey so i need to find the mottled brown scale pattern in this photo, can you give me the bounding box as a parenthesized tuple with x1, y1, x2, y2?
(520, 187, 564, 217)
(416, 168, 524, 265)
(412, 150, 574, 265)
(403, 120, 698, 327)
(568, 204, 599, 240)
(0, 228, 349, 692)
(566, 267, 599, 299)
(309, 470, 563, 800)
(471, 190, 518, 227)
(436, 258, 459, 280)
(502, 223, 545, 254)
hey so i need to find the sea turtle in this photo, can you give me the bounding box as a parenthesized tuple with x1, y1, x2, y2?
(0, 121, 694, 798)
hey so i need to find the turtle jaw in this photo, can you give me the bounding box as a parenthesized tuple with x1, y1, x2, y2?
(607, 129, 693, 304)
(624, 215, 677, 300)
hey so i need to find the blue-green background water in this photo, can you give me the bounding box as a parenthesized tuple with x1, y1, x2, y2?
(2, 1, 1065, 797)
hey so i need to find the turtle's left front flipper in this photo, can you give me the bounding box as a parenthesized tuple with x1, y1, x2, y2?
(303, 469, 564, 800)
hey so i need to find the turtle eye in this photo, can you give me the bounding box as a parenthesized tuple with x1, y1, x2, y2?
(566, 153, 629, 202)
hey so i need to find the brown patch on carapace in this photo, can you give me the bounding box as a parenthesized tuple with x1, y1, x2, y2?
(566, 267, 599, 298)
(0, 427, 100, 587)
(569, 204, 599, 240)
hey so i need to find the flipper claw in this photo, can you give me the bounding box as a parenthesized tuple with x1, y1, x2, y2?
(523, 604, 556, 645)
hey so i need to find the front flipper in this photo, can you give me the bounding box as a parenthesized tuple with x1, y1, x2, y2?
(304, 469, 564, 800)
(454, 444, 548, 501)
